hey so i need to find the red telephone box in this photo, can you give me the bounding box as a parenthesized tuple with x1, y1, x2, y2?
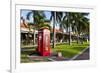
(37, 27, 51, 56)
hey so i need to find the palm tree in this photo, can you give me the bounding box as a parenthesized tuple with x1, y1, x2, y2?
(62, 12, 74, 45)
(58, 12, 67, 43)
(71, 13, 89, 44)
(50, 11, 63, 48)
(26, 10, 46, 45)
(62, 12, 89, 44)
(26, 10, 36, 45)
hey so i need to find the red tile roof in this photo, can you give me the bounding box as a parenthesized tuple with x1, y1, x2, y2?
(20, 22, 28, 28)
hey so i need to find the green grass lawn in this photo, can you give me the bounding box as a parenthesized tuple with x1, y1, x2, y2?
(52, 42, 89, 58)
(21, 42, 89, 63)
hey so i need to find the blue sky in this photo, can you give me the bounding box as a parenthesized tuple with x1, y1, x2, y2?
(21, 10, 51, 23)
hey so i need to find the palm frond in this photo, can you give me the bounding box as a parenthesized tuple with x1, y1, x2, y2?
(26, 11, 32, 20)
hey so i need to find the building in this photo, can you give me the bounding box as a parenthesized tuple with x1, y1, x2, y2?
(20, 18, 77, 47)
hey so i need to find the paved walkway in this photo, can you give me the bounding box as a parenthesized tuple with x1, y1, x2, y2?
(74, 48, 90, 60)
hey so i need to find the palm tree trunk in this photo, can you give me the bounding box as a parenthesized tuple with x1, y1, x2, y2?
(77, 33, 83, 44)
(77, 34, 79, 44)
(52, 12, 56, 48)
(33, 12, 35, 45)
(68, 13, 71, 45)
(79, 34, 83, 44)
(33, 30, 35, 45)
(69, 25, 71, 45)
(62, 32, 64, 43)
